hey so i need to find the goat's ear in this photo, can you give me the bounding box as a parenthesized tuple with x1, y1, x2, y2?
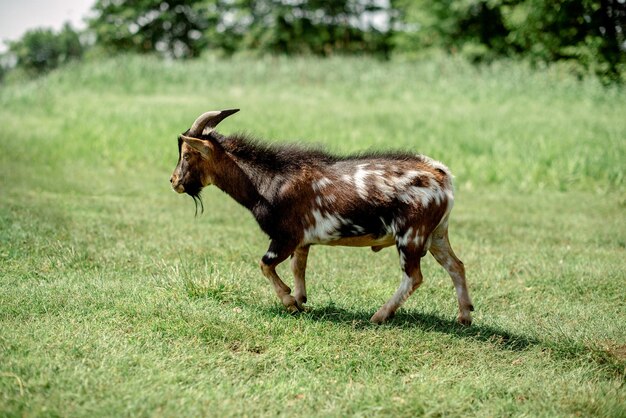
(188, 108, 240, 136)
(180, 134, 214, 157)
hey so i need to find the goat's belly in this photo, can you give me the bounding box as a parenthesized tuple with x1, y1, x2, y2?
(323, 234, 395, 248)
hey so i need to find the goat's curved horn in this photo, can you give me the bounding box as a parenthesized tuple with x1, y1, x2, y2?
(188, 109, 240, 136)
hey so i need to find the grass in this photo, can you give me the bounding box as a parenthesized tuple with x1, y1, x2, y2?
(1, 54, 625, 417)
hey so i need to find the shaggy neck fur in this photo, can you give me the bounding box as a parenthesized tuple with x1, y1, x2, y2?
(207, 133, 324, 200)
(210, 147, 267, 211)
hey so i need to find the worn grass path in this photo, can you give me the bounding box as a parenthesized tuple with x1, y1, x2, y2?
(1, 55, 625, 416)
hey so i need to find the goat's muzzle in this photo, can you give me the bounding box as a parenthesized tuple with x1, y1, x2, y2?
(170, 175, 185, 193)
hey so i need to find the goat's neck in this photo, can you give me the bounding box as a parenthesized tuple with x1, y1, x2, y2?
(211, 152, 269, 220)
(232, 158, 286, 202)
(210, 132, 287, 202)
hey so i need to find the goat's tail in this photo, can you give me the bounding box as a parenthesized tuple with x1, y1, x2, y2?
(420, 155, 456, 230)
(421, 155, 455, 194)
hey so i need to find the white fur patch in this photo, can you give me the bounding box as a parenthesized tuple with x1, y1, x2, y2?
(388, 272, 415, 307)
(312, 177, 333, 192)
(373, 180, 395, 197)
(422, 155, 454, 192)
(422, 156, 452, 177)
(380, 217, 400, 236)
(352, 224, 365, 234)
(324, 194, 337, 204)
(397, 176, 445, 207)
(265, 251, 277, 259)
(397, 227, 414, 247)
(303, 209, 350, 244)
(354, 164, 384, 199)
(389, 170, 420, 189)
(351, 167, 434, 204)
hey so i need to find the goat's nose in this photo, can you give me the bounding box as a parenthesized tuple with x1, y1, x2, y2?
(169, 175, 175, 184)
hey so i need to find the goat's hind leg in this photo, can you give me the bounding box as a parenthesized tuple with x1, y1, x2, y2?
(371, 244, 424, 324)
(259, 240, 300, 313)
(290, 245, 310, 310)
(429, 223, 474, 326)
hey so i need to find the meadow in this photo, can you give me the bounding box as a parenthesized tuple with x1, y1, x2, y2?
(0, 54, 625, 417)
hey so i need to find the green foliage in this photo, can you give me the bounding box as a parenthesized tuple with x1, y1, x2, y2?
(391, 0, 509, 61)
(89, 0, 214, 58)
(502, 0, 626, 82)
(89, 0, 391, 57)
(6, 0, 622, 82)
(233, 0, 391, 56)
(391, 0, 626, 80)
(6, 23, 83, 74)
(0, 55, 625, 416)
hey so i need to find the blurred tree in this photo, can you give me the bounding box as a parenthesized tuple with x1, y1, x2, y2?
(391, 0, 510, 61)
(89, 0, 392, 57)
(5, 0, 623, 83)
(7, 23, 83, 74)
(503, 0, 626, 80)
(233, 0, 392, 56)
(392, 0, 625, 79)
(89, 0, 215, 58)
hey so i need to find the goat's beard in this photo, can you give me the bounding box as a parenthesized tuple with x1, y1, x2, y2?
(191, 193, 204, 216)
(184, 182, 204, 216)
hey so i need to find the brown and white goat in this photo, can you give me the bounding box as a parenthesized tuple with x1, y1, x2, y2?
(170, 109, 474, 325)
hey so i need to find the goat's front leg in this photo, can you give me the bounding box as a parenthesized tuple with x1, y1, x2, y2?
(290, 245, 310, 310)
(259, 240, 300, 313)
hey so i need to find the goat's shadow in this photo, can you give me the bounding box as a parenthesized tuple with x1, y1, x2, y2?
(257, 303, 624, 376)
(264, 303, 538, 352)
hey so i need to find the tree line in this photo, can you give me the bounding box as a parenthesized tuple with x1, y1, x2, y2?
(2, 0, 625, 82)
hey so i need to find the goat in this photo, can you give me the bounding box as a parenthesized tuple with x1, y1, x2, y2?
(170, 109, 474, 325)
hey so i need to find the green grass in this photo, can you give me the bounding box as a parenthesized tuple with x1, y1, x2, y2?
(1, 54, 625, 417)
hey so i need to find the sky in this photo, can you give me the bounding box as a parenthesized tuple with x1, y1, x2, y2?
(0, 0, 94, 52)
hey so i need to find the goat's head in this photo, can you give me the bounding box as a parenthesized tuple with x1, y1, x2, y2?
(170, 109, 239, 213)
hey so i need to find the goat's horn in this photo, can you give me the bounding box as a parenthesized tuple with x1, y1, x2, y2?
(188, 109, 240, 136)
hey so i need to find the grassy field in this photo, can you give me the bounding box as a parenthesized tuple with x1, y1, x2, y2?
(1, 54, 625, 417)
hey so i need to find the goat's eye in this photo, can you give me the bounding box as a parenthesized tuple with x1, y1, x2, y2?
(183, 154, 190, 161)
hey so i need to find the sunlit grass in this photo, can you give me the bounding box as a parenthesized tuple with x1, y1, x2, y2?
(1, 54, 624, 416)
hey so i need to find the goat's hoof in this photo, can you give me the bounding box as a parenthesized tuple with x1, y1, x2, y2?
(294, 295, 307, 311)
(457, 315, 472, 326)
(370, 309, 393, 325)
(282, 295, 305, 315)
(286, 304, 300, 314)
(282, 295, 297, 311)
